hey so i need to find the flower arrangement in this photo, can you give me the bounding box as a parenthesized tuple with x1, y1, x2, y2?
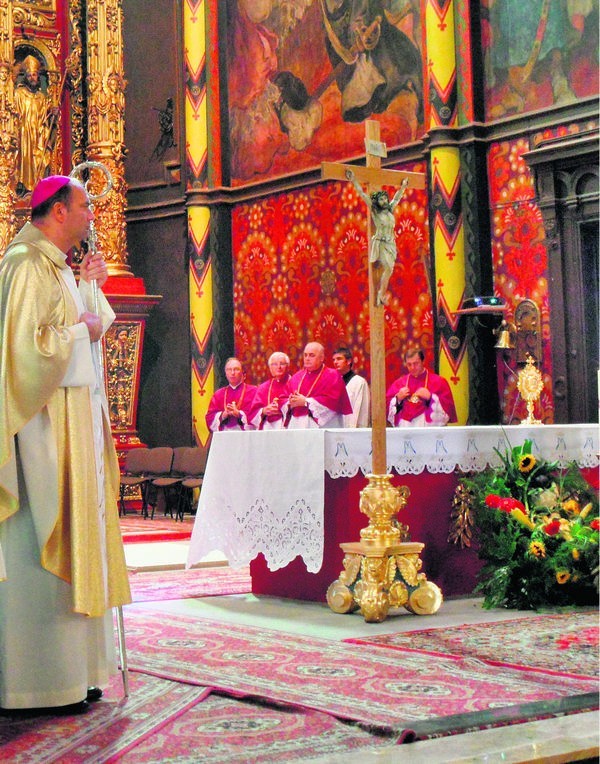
(464, 440, 599, 610)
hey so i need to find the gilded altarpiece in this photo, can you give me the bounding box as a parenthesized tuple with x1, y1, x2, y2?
(0, 0, 161, 472)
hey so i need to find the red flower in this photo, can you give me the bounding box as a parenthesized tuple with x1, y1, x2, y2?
(543, 520, 561, 536)
(496, 497, 526, 513)
(485, 494, 526, 513)
(591, 519, 600, 531)
(497, 498, 514, 512)
(485, 494, 502, 508)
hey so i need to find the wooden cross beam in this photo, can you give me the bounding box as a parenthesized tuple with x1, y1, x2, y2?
(321, 162, 425, 190)
(321, 120, 426, 474)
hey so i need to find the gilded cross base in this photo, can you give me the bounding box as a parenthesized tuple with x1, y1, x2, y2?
(326, 474, 443, 623)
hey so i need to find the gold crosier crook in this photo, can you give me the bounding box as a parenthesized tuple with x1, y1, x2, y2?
(69, 161, 129, 698)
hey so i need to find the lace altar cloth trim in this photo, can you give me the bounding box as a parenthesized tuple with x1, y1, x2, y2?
(186, 425, 598, 573)
(324, 424, 599, 477)
(187, 429, 325, 573)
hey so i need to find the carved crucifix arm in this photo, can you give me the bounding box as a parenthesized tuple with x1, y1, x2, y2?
(390, 177, 409, 210)
(345, 169, 371, 207)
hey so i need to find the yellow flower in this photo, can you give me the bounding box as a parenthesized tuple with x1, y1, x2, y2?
(579, 503, 593, 520)
(556, 570, 571, 585)
(562, 499, 580, 515)
(517, 454, 536, 473)
(529, 541, 546, 558)
(572, 548, 580, 561)
(511, 508, 536, 530)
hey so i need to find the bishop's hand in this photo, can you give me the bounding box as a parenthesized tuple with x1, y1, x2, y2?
(80, 252, 108, 288)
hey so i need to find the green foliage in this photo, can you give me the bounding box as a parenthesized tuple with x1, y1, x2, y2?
(463, 442, 599, 610)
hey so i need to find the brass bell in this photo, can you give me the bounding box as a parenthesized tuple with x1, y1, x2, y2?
(494, 320, 515, 350)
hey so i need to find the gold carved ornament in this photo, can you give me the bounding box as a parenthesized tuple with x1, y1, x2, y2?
(326, 474, 443, 622)
(517, 355, 544, 425)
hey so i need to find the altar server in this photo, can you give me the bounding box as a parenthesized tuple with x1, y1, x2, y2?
(332, 346, 370, 427)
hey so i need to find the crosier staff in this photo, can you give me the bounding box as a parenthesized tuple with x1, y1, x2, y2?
(69, 161, 129, 697)
(69, 161, 112, 385)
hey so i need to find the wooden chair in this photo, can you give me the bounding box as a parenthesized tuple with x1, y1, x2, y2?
(176, 446, 209, 521)
(119, 447, 151, 516)
(142, 447, 175, 519)
(150, 446, 191, 519)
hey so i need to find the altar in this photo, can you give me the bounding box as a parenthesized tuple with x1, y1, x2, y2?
(186, 425, 599, 602)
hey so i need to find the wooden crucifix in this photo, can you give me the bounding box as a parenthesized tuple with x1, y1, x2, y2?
(322, 120, 425, 475)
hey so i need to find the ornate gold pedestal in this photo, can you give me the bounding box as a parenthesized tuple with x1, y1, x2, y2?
(326, 474, 443, 622)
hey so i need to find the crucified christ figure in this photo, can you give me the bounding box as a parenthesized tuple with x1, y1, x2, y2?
(346, 169, 408, 306)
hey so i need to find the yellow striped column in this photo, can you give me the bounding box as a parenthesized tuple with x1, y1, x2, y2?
(426, 0, 469, 424)
(185, 0, 213, 445)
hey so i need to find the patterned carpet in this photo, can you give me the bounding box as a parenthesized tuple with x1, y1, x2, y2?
(0, 672, 393, 763)
(0, 672, 210, 763)
(128, 566, 252, 602)
(345, 610, 600, 679)
(123, 609, 599, 735)
(120, 515, 194, 543)
(2, 609, 598, 762)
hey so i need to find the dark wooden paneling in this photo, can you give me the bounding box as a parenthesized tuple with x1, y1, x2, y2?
(122, 0, 183, 192)
(126, 214, 191, 447)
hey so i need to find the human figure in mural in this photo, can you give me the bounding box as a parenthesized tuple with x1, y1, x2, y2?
(484, 0, 596, 118)
(346, 168, 408, 306)
(13, 55, 57, 195)
(272, 71, 323, 152)
(320, 0, 423, 123)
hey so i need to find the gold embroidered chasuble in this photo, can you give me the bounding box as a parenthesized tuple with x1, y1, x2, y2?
(0, 222, 130, 616)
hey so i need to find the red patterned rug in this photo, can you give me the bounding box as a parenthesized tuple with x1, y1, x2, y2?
(0, 672, 210, 763)
(0, 672, 392, 763)
(123, 609, 599, 737)
(120, 515, 194, 543)
(345, 610, 600, 680)
(129, 566, 252, 602)
(3, 612, 598, 760)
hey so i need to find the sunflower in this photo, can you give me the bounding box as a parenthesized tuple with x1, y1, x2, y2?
(556, 570, 571, 585)
(529, 541, 546, 558)
(517, 454, 536, 473)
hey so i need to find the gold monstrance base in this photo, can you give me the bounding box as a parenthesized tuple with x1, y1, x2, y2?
(326, 474, 443, 623)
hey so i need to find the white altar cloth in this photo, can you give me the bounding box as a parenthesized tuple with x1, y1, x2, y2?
(186, 424, 598, 573)
(187, 429, 325, 573)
